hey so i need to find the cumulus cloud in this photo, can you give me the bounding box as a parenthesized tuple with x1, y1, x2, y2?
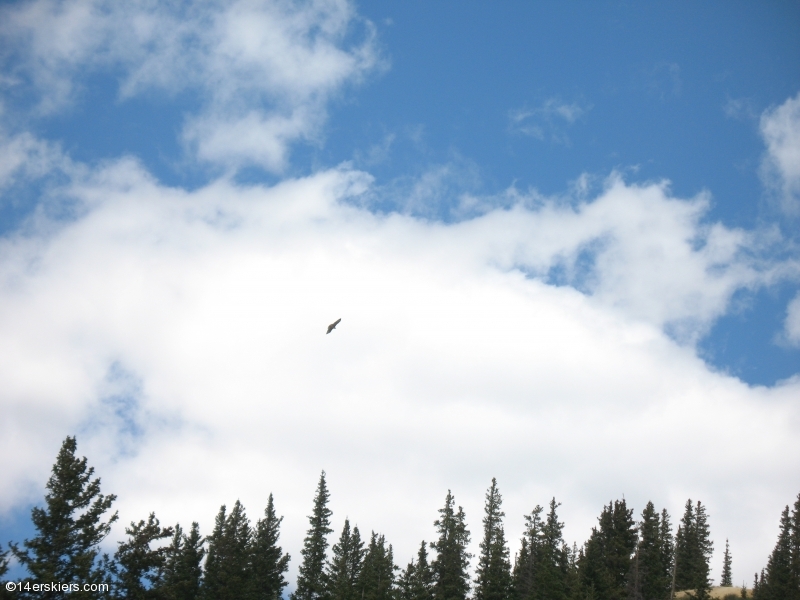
(0, 158, 798, 584)
(1, 1, 799, 589)
(0, 0, 380, 171)
(760, 91, 800, 214)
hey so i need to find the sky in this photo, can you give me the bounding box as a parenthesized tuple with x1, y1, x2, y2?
(0, 0, 799, 590)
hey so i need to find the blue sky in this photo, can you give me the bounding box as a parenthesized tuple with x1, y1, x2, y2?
(1, 0, 799, 588)
(6, 1, 799, 382)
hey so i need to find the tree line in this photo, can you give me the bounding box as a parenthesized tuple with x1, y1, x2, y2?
(1, 437, 798, 600)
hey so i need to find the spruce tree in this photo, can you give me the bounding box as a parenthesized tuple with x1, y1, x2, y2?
(474, 479, 512, 600)
(758, 505, 793, 600)
(10, 436, 118, 599)
(659, 508, 675, 594)
(162, 522, 205, 600)
(399, 542, 434, 600)
(511, 536, 531, 600)
(398, 560, 416, 600)
(202, 500, 253, 600)
(326, 519, 365, 600)
(293, 471, 334, 600)
(0, 546, 11, 600)
(402, 542, 434, 600)
(535, 498, 570, 600)
(358, 532, 396, 600)
(636, 502, 673, 600)
(252, 494, 291, 600)
(752, 571, 762, 599)
(512, 505, 542, 600)
(112, 512, 174, 599)
(578, 499, 637, 600)
(675, 500, 713, 599)
(430, 491, 471, 600)
(791, 493, 800, 600)
(721, 539, 733, 587)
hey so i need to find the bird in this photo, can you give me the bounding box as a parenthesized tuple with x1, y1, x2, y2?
(326, 318, 341, 334)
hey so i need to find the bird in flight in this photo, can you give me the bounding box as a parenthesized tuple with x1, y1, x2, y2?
(326, 318, 341, 334)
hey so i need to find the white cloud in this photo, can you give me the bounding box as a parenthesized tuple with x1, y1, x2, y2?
(645, 62, 682, 100)
(509, 98, 590, 144)
(1, 2, 799, 590)
(0, 129, 73, 190)
(0, 0, 380, 171)
(760, 91, 800, 214)
(0, 158, 797, 585)
(785, 293, 800, 347)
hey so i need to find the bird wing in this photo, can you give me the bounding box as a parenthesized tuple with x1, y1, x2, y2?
(326, 318, 341, 334)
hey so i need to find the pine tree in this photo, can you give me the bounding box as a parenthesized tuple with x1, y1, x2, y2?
(398, 560, 416, 600)
(535, 498, 570, 600)
(752, 571, 762, 599)
(721, 539, 733, 587)
(358, 532, 396, 600)
(675, 500, 713, 599)
(112, 512, 174, 599)
(578, 499, 637, 600)
(399, 542, 434, 600)
(293, 471, 334, 600)
(511, 536, 530, 600)
(758, 505, 793, 600)
(326, 519, 365, 600)
(474, 479, 512, 600)
(162, 522, 205, 600)
(203, 500, 253, 600)
(10, 436, 118, 599)
(431, 490, 471, 600)
(512, 505, 542, 600)
(0, 545, 11, 600)
(791, 493, 800, 600)
(659, 508, 675, 595)
(252, 494, 291, 600)
(636, 502, 673, 600)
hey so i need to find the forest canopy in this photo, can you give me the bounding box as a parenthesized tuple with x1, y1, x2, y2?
(1, 437, 798, 600)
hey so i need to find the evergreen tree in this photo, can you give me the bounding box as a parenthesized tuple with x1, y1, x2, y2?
(10, 436, 118, 599)
(202, 500, 253, 600)
(534, 498, 570, 600)
(0, 545, 11, 600)
(474, 479, 512, 600)
(293, 471, 334, 600)
(511, 537, 531, 600)
(252, 494, 291, 600)
(758, 504, 793, 600)
(0, 546, 8, 579)
(752, 571, 762, 599)
(675, 500, 713, 599)
(398, 560, 416, 600)
(112, 512, 174, 599)
(430, 491, 471, 600)
(358, 532, 396, 600)
(792, 493, 800, 600)
(636, 502, 673, 600)
(399, 542, 434, 600)
(659, 508, 675, 594)
(162, 522, 205, 600)
(512, 506, 542, 600)
(578, 499, 637, 600)
(721, 539, 733, 587)
(326, 519, 365, 600)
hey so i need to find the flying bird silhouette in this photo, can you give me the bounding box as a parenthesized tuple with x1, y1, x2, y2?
(326, 318, 341, 334)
